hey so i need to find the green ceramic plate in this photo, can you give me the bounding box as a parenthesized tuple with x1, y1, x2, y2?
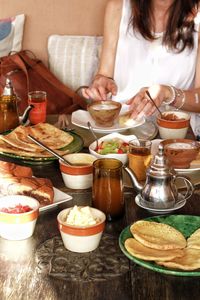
(119, 215, 200, 276)
(0, 131, 84, 165)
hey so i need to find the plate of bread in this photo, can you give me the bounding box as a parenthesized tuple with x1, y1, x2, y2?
(0, 161, 72, 211)
(0, 123, 83, 164)
(119, 215, 200, 276)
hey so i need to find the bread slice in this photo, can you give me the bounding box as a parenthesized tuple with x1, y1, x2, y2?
(125, 238, 184, 261)
(0, 161, 33, 178)
(187, 228, 200, 249)
(0, 161, 54, 206)
(0, 176, 54, 206)
(156, 248, 200, 270)
(130, 220, 186, 250)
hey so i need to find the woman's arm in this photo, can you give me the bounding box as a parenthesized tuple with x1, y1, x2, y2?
(128, 32, 200, 119)
(82, 0, 123, 100)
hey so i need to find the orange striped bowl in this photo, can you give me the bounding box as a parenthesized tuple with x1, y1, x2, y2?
(0, 195, 39, 240)
(157, 111, 190, 139)
(57, 207, 106, 253)
(59, 153, 97, 189)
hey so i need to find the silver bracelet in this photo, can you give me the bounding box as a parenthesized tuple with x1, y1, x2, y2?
(175, 91, 186, 110)
(163, 86, 176, 105)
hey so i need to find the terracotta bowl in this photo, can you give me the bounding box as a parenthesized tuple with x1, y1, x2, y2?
(161, 139, 200, 169)
(87, 100, 122, 127)
(57, 206, 106, 253)
(157, 111, 190, 139)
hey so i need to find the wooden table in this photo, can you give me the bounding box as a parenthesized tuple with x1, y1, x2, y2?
(0, 117, 200, 300)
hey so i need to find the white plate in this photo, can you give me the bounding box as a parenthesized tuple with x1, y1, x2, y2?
(39, 187, 72, 212)
(135, 194, 186, 214)
(71, 110, 145, 133)
(151, 139, 200, 174)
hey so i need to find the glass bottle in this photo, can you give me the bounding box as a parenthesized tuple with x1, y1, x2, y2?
(0, 78, 19, 132)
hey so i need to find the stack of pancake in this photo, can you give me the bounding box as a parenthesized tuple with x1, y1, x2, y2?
(125, 220, 200, 271)
(0, 123, 73, 158)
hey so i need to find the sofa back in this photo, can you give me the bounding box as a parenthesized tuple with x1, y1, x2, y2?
(0, 0, 107, 65)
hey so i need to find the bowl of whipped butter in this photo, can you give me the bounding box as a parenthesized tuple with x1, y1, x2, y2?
(57, 205, 106, 252)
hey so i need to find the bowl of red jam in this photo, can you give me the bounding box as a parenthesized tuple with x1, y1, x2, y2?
(0, 195, 39, 240)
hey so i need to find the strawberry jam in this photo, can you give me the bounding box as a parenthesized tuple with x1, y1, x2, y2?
(0, 204, 33, 214)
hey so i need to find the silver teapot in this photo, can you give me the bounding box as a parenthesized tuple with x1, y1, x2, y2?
(124, 144, 194, 209)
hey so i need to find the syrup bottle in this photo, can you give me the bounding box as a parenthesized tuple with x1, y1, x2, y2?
(0, 78, 19, 132)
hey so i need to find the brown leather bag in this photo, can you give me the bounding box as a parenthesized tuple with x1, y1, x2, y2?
(0, 50, 87, 115)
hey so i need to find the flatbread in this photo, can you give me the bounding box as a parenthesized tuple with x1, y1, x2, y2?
(130, 221, 186, 250)
(0, 126, 42, 152)
(187, 228, 200, 249)
(156, 248, 200, 270)
(0, 139, 52, 157)
(28, 123, 73, 149)
(0, 123, 73, 158)
(125, 238, 184, 261)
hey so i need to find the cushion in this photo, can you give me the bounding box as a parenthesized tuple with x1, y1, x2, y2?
(0, 14, 25, 58)
(48, 35, 103, 91)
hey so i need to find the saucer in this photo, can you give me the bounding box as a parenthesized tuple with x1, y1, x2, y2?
(135, 194, 186, 214)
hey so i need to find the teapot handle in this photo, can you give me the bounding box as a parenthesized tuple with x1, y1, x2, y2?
(174, 175, 194, 201)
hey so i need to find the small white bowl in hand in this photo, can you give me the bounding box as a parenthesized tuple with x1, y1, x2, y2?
(89, 132, 137, 165)
(0, 195, 39, 241)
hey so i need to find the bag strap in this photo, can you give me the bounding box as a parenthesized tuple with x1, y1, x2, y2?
(18, 51, 87, 109)
(6, 52, 30, 92)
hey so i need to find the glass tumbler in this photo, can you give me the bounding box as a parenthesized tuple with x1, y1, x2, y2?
(128, 139, 152, 181)
(92, 158, 124, 221)
(28, 91, 47, 124)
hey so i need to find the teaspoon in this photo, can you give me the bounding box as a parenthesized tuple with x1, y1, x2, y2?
(87, 121, 99, 150)
(146, 90, 163, 117)
(28, 135, 73, 165)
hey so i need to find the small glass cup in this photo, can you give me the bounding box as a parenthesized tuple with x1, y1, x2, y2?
(28, 91, 47, 124)
(92, 158, 124, 221)
(128, 139, 152, 181)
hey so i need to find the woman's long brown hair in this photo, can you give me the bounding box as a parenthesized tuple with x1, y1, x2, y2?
(130, 0, 200, 52)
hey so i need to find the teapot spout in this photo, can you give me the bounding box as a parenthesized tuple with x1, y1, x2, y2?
(123, 166, 143, 192)
(20, 104, 34, 124)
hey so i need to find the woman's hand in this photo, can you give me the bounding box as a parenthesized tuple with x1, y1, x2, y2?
(82, 74, 118, 101)
(126, 84, 171, 118)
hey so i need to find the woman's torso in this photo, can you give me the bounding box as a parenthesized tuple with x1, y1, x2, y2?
(113, 0, 199, 102)
(112, 0, 200, 134)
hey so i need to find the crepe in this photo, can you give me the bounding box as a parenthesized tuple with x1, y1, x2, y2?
(0, 126, 42, 152)
(125, 238, 184, 261)
(0, 123, 73, 158)
(187, 228, 200, 249)
(130, 220, 186, 250)
(28, 123, 73, 149)
(156, 248, 200, 271)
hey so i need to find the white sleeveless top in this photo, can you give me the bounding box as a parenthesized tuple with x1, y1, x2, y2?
(112, 0, 200, 133)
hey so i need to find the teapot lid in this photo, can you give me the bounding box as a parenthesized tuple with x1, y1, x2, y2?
(1, 78, 16, 97)
(147, 144, 174, 177)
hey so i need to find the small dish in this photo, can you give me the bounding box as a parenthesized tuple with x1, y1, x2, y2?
(87, 100, 121, 127)
(0, 195, 39, 240)
(71, 110, 145, 134)
(59, 153, 97, 189)
(89, 132, 137, 165)
(57, 206, 106, 253)
(156, 111, 190, 139)
(135, 194, 186, 214)
(161, 139, 200, 169)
